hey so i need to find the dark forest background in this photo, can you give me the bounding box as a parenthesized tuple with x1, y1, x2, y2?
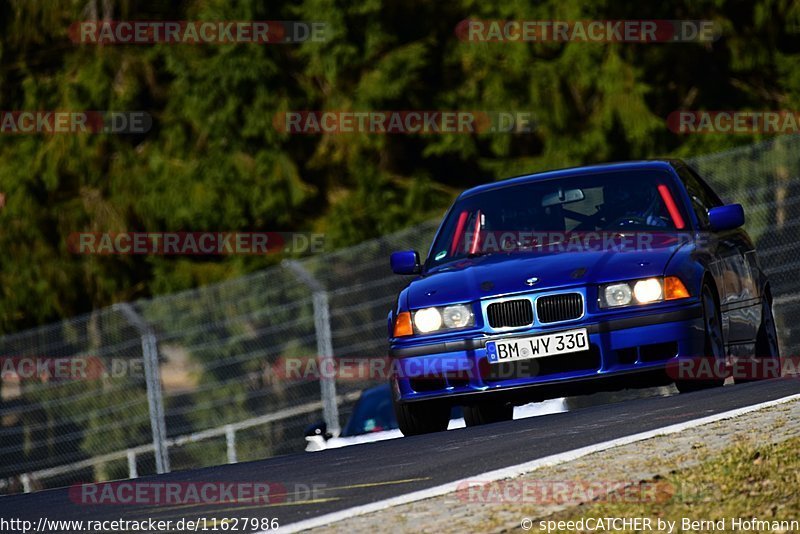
(2, 0, 799, 334)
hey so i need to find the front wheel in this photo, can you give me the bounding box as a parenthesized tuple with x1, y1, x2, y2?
(393, 396, 450, 436)
(675, 284, 726, 393)
(463, 401, 514, 427)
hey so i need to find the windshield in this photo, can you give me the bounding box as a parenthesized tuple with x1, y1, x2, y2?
(427, 170, 689, 269)
(342, 386, 398, 437)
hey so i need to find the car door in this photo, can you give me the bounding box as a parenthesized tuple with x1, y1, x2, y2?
(676, 165, 760, 344)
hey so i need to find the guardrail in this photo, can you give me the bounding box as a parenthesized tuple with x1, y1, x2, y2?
(7, 391, 361, 493)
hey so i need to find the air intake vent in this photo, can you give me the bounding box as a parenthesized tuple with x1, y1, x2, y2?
(536, 293, 583, 323)
(486, 299, 533, 328)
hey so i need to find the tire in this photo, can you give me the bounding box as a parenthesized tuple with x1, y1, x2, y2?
(736, 294, 781, 383)
(675, 283, 726, 393)
(393, 396, 450, 436)
(463, 401, 514, 427)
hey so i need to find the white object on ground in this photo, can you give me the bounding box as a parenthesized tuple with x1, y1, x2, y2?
(304, 398, 567, 452)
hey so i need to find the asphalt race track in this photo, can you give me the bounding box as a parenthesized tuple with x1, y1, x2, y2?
(2, 379, 798, 532)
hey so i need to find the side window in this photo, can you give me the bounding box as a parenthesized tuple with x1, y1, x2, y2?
(676, 166, 720, 228)
(686, 166, 724, 207)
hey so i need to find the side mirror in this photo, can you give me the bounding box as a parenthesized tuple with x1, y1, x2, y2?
(390, 250, 421, 274)
(304, 421, 332, 440)
(708, 204, 744, 232)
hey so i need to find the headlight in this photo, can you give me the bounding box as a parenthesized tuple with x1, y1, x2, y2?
(633, 278, 663, 303)
(604, 283, 632, 307)
(414, 307, 442, 333)
(443, 305, 472, 328)
(600, 277, 688, 308)
(411, 304, 474, 334)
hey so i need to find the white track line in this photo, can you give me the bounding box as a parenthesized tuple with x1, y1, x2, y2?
(271, 393, 800, 533)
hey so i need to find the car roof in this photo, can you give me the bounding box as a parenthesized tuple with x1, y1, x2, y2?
(359, 382, 390, 400)
(458, 160, 684, 199)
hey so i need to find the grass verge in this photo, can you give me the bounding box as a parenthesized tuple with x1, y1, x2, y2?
(528, 436, 800, 533)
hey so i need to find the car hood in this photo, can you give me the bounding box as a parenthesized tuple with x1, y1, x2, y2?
(407, 236, 688, 308)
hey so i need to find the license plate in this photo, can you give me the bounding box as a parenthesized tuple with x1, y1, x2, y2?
(486, 328, 589, 364)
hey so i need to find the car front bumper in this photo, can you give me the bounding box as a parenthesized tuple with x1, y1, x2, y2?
(390, 304, 704, 406)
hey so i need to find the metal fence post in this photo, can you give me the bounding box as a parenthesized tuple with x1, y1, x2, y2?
(225, 425, 237, 464)
(127, 450, 138, 479)
(115, 303, 171, 474)
(283, 260, 341, 437)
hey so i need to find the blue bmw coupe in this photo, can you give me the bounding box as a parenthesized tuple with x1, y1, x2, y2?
(388, 160, 780, 435)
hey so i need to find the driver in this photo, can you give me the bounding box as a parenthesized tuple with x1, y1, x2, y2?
(600, 181, 667, 228)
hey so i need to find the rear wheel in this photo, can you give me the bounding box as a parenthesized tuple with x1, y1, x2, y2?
(393, 396, 450, 436)
(756, 294, 781, 360)
(463, 401, 514, 427)
(675, 284, 726, 393)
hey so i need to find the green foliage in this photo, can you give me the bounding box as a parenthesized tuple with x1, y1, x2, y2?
(1, 0, 800, 331)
